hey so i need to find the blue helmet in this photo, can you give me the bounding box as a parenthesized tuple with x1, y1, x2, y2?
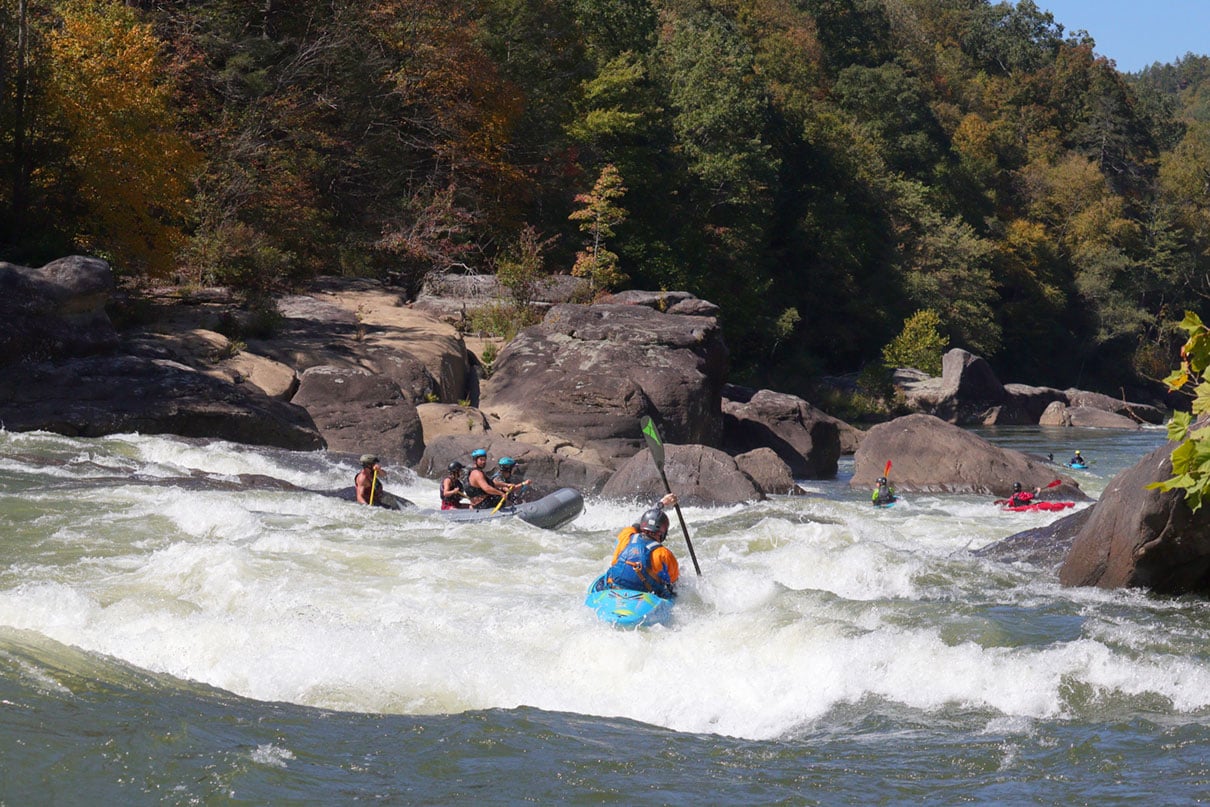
(471, 448, 487, 459)
(498, 457, 516, 469)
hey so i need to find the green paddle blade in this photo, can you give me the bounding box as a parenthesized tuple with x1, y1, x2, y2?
(640, 415, 665, 468)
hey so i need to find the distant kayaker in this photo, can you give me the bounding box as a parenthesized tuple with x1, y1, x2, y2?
(602, 493, 680, 599)
(491, 457, 532, 504)
(1007, 482, 1039, 508)
(355, 454, 386, 506)
(466, 448, 508, 509)
(872, 476, 896, 506)
(441, 461, 470, 509)
(1069, 450, 1084, 466)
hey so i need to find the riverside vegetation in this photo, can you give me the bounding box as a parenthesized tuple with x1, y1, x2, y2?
(2, 0, 1210, 401)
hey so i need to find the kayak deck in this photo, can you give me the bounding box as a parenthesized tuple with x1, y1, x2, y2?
(584, 574, 673, 627)
(1001, 501, 1075, 512)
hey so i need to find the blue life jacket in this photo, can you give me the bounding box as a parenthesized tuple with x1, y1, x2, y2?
(606, 531, 672, 597)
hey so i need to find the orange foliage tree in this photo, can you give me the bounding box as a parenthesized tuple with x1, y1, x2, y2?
(45, 0, 197, 276)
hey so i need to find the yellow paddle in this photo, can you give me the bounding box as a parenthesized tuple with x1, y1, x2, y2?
(489, 484, 512, 515)
(369, 467, 378, 506)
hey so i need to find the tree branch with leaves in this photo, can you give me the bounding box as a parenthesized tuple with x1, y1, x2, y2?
(1148, 311, 1210, 511)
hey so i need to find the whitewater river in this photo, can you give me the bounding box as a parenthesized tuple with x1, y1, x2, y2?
(2, 424, 1208, 803)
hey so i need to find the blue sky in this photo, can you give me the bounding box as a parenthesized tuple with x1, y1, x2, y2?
(1034, 0, 1210, 72)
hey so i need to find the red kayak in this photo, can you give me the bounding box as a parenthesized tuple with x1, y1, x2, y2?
(1001, 501, 1075, 512)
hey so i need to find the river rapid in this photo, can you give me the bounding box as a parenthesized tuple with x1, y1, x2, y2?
(2, 425, 1208, 804)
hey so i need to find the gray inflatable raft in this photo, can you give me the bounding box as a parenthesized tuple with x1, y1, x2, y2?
(333, 486, 584, 531)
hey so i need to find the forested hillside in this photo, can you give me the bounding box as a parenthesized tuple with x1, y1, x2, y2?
(3, 0, 1209, 397)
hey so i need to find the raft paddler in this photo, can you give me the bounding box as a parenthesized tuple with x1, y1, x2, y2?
(355, 454, 386, 506)
(466, 448, 508, 510)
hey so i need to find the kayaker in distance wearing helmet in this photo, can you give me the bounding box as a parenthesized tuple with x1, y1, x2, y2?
(1007, 481, 1040, 508)
(872, 475, 896, 506)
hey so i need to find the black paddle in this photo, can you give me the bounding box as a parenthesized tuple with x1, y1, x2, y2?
(639, 416, 702, 576)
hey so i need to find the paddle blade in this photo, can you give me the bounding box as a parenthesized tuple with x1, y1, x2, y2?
(640, 415, 665, 469)
(884, 460, 892, 477)
(1046, 478, 1063, 488)
(489, 485, 511, 514)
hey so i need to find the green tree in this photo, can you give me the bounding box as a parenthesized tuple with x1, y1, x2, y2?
(891, 179, 1000, 356)
(882, 309, 948, 375)
(496, 224, 555, 313)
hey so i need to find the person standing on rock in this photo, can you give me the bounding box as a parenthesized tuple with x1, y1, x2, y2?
(466, 448, 508, 509)
(355, 454, 386, 506)
(441, 461, 470, 509)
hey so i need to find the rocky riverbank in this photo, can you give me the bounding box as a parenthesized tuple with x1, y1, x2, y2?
(4, 255, 1206, 596)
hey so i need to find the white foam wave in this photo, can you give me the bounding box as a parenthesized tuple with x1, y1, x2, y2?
(2, 430, 1203, 741)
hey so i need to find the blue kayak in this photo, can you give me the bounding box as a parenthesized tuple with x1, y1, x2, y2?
(584, 574, 673, 627)
(1066, 462, 1088, 470)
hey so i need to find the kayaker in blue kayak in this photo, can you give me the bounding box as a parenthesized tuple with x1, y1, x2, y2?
(1069, 450, 1085, 467)
(603, 493, 680, 599)
(872, 476, 896, 507)
(466, 448, 508, 509)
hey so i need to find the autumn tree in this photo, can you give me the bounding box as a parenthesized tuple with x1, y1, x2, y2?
(42, 0, 197, 275)
(569, 162, 628, 293)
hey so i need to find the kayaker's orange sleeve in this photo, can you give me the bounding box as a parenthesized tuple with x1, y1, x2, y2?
(650, 545, 679, 585)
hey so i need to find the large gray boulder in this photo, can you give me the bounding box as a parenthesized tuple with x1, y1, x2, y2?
(416, 403, 491, 443)
(1065, 389, 1164, 425)
(1001, 384, 1068, 424)
(601, 443, 762, 506)
(1059, 439, 1210, 594)
(975, 508, 1094, 566)
(0, 256, 117, 365)
(482, 300, 729, 469)
(249, 279, 463, 404)
(850, 413, 1086, 498)
(894, 348, 1165, 428)
(601, 289, 720, 317)
(721, 386, 841, 478)
(734, 448, 803, 496)
(291, 366, 424, 465)
(0, 354, 323, 450)
(1039, 402, 1141, 429)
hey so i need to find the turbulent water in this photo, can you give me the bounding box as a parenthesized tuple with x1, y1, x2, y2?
(2, 425, 1209, 804)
